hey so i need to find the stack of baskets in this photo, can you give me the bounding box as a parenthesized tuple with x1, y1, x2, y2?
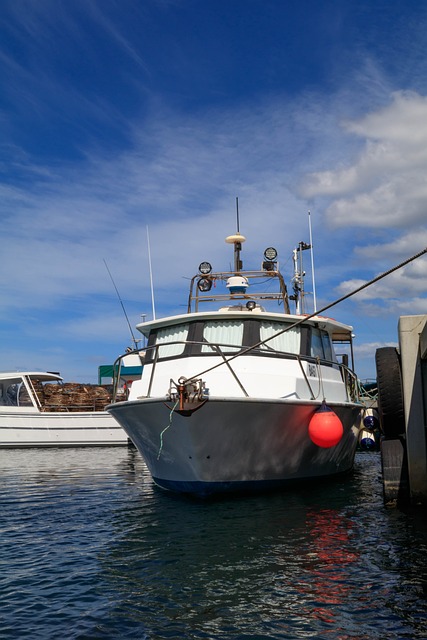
(42, 383, 113, 412)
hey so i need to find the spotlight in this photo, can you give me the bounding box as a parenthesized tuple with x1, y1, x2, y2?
(198, 261, 212, 275)
(197, 278, 212, 292)
(264, 247, 277, 261)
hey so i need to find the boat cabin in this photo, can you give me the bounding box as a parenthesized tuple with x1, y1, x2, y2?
(113, 237, 359, 405)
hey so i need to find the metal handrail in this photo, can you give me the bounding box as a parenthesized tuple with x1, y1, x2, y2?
(120, 338, 354, 401)
(340, 365, 361, 403)
(24, 378, 44, 410)
(187, 269, 291, 313)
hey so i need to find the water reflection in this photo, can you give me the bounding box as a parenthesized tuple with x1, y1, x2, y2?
(100, 453, 427, 639)
(297, 509, 360, 628)
(1, 449, 427, 639)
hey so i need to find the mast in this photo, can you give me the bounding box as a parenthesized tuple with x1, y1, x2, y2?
(291, 241, 311, 314)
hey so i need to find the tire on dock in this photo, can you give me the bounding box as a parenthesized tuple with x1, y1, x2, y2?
(375, 347, 405, 438)
(376, 347, 410, 505)
(380, 437, 410, 506)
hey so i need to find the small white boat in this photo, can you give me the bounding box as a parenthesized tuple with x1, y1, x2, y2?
(108, 231, 364, 496)
(0, 371, 129, 447)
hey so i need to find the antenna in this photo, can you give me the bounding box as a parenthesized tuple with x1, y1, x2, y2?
(308, 211, 317, 312)
(103, 259, 138, 348)
(146, 226, 156, 320)
(225, 197, 245, 271)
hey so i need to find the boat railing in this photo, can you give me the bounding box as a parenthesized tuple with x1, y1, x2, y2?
(340, 365, 361, 403)
(187, 269, 291, 313)
(114, 340, 360, 403)
(40, 401, 107, 413)
(26, 378, 44, 410)
(357, 378, 378, 408)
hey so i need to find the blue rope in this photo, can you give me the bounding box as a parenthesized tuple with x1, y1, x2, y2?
(157, 399, 179, 459)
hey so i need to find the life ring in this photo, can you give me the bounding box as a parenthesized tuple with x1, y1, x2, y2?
(375, 347, 405, 437)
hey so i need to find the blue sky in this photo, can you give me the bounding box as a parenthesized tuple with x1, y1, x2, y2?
(1, 0, 426, 382)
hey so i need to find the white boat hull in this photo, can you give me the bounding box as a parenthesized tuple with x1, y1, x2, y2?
(0, 411, 129, 447)
(108, 397, 363, 495)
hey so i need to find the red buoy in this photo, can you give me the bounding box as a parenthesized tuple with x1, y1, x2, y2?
(308, 402, 344, 448)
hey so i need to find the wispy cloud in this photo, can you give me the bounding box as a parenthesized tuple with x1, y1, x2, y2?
(300, 92, 427, 229)
(1, 1, 427, 380)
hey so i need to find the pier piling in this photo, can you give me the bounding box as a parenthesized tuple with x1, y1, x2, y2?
(378, 315, 427, 506)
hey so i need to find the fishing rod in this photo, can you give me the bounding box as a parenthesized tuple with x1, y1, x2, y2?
(103, 259, 139, 349)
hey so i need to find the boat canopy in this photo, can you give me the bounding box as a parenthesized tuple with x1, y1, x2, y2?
(0, 371, 63, 382)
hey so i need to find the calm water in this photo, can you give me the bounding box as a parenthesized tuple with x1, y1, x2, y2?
(1, 447, 427, 640)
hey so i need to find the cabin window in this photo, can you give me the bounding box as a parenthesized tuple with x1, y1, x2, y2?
(259, 321, 300, 354)
(311, 328, 336, 362)
(0, 380, 33, 406)
(3, 381, 22, 405)
(311, 328, 324, 358)
(321, 332, 335, 362)
(202, 320, 244, 353)
(18, 384, 33, 406)
(155, 323, 189, 358)
(0, 382, 19, 405)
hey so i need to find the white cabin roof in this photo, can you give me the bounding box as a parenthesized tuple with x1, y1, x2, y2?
(0, 371, 63, 382)
(136, 309, 354, 342)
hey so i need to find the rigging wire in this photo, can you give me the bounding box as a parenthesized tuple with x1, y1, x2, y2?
(186, 245, 427, 383)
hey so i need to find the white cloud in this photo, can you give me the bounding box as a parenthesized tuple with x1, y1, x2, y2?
(354, 341, 397, 359)
(355, 229, 427, 261)
(346, 91, 427, 144)
(336, 254, 427, 302)
(300, 92, 427, 229)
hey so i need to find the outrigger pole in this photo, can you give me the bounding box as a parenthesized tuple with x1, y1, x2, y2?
(103, 259, 139, 349)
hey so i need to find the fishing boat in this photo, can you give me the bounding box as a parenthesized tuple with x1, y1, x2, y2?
(108, 231, 364, 495)
(0, 371, 130, 447)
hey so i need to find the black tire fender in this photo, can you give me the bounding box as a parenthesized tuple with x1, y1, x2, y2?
(375, 347, 405, 438)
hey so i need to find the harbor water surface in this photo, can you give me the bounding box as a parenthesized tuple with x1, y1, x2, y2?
(1, 447, 427, 639)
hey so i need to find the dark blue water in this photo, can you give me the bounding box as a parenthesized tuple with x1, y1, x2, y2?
(1, 447, 427, 640)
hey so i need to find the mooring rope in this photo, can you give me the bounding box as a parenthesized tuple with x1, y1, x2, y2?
(185, 246, 427, 383)
(157, 398, 179, 459)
